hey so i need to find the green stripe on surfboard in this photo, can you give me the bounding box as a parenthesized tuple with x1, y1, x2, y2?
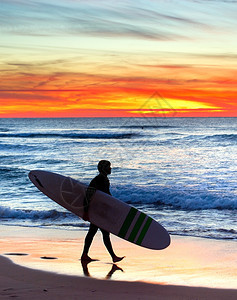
(118, 207, 137, 238)
(136, 217, 152, 245)
(128, 212, 146, 242)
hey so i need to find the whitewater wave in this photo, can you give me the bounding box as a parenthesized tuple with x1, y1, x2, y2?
(0, 206, 70, 220)
(112, 185, 237, 210)
(2, 184, 236, 223)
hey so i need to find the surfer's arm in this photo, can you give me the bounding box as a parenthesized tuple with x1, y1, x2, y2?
(82, 211, 89, 221)
(83, 187, 96, 220)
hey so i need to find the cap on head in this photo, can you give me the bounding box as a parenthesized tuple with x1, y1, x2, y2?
(97, 160, 111, 173)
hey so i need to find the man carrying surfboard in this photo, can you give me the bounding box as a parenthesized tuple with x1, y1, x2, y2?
(81, 160, 125, 263)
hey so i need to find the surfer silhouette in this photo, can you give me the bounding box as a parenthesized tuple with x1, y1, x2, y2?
(81, 160, 125, 263)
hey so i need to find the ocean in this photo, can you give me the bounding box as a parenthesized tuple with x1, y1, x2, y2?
(0, 117, 236, 241)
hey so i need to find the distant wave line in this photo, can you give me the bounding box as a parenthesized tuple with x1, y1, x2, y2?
(0, 132, 137, 139)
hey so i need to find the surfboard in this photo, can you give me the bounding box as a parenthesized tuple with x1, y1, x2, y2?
(28, 170, 170, 250)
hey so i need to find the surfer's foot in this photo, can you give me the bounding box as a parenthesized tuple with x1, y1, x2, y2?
(112, 256, 125, 263)
(80, 254, 95, 262)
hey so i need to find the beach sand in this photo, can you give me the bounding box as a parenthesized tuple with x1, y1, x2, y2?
(0, 225, 236, 299)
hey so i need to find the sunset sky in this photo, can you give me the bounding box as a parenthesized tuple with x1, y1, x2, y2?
(1, 0, 237, 117)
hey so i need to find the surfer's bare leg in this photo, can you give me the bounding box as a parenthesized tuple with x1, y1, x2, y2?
(101, 229, 125, 263)
(81, 223, 98, 261)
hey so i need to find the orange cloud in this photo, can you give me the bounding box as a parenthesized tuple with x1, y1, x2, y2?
(0, 62, 237, 117)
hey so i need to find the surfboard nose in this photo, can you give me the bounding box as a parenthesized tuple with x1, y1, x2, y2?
(28, 170, 45, 179)
(28, 170, 37, 182)
(28, 170, 34, 180)
(28, 170, 45, 189)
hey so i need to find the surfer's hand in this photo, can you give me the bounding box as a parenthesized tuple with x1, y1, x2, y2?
(83, 212, 90, 221)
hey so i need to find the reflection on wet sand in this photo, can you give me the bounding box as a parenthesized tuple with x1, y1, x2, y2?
(81, 259, 124, 279)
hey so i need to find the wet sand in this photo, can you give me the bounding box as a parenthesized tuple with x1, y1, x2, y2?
(0, 225, 236, 299)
